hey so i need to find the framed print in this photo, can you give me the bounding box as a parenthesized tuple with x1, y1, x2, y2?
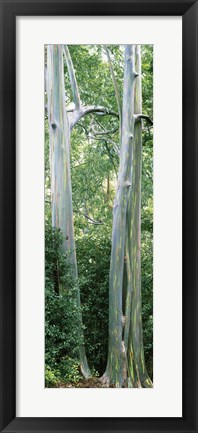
(0, 1, 197, 432)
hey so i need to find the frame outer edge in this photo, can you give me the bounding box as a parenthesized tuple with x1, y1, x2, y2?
(196, 2, 198, 433)
(0, 0, 198, 432)
(182, 1, 197, 431)
(0, 0, 3, 427)
(0, 1, 16, 432)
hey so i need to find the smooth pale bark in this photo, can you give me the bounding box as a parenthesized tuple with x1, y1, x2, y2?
(47, 45, 91, 379)
(47, 45, 72, 253)
(102, 45, 152, 388)
(126, 45, 152, 387)
(104, 45, 137, 387)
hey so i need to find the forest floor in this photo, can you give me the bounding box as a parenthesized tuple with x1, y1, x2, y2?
(56, 377, 112, 388)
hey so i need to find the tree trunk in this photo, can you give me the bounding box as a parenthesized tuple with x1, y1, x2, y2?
(126, 45, 152, 388)
(47, 44, 91, 379)
(102, 45, 152, 388)
(103, 45, 136, 387)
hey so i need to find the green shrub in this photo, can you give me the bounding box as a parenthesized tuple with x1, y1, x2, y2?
(45, 221, 81, 386)
(76, 230, 110, 374)
(45, 365, 61, 387)
(141, 231, 153, 378)
(58, 357, 81, 384)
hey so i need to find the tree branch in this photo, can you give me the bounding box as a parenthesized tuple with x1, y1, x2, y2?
(104, 46, 122, 123)
(63, 45, 81, 111)
(75, 129, 119, 156)
(84, 214, 104, 225)
(62, 46, 119, 133)
(70, 105, 119, 130)
(91, 126, 119, 136)
(62, 46, 119, 132)
(134, 114, 153, 126)
(74, 208, 104, 225)
(77, 123, 89, 135)
(87, 134, 118, 148)
(102, 141, 118, 172)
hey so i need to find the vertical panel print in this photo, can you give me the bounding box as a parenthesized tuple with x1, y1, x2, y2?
(45, 45, 153, 388)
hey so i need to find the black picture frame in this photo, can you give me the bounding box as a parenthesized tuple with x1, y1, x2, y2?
(0, 0, 197, 432)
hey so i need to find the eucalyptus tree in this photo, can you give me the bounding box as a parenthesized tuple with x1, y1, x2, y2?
(46, 44, 119, 378)
(101, 45, 153, 388)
